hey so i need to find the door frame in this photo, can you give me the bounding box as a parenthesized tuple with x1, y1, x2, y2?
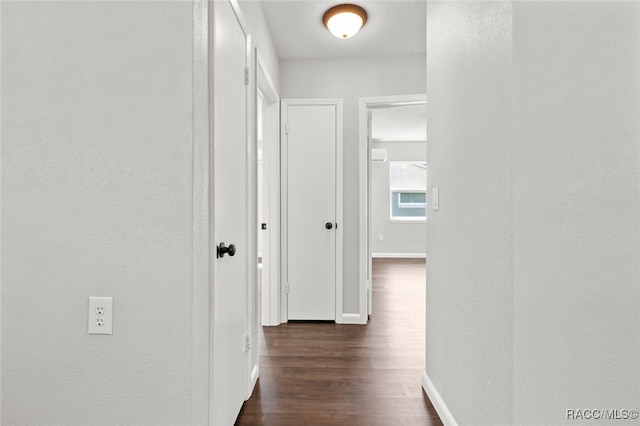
(255, 51, 281, 327)
(280, 98, 345, 323)
(358, 94, 427, 316)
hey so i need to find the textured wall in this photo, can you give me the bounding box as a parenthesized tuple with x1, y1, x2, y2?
(512, 2, 640, 424)
(425, 2, 514, 424)
(426, 1, 640, 425)
(280, 54, 426, 313)
(2, 2, 196, 423)
(370, 141, 426, 255)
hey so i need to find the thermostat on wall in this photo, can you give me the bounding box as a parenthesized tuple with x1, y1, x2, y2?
(371, 149, 387, 162)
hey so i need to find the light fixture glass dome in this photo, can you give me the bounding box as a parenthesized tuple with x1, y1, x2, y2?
(323, 4, 367, 39)
(326, 12, 363, 39)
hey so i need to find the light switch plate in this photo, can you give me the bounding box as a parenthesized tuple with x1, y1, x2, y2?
(88, 296, 113, 335)
(432, 188, 439, 211)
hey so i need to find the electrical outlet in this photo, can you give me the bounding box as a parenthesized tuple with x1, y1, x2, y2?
(88, 296, 113, 335)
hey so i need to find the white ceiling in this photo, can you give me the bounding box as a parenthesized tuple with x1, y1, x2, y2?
(259, 0, 426, 60)
(371, 105, 426, 141)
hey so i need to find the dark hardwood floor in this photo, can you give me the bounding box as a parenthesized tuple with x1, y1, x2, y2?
(236, 258, 442, 425)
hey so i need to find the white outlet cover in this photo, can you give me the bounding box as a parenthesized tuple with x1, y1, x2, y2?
(88, 296, 113, 335)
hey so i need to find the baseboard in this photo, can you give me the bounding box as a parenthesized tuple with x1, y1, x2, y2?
(422, 372, 458, 426)
(246, 364, 259, 400)
(336, 313, 366, 324)
(372, 253, 426, 259)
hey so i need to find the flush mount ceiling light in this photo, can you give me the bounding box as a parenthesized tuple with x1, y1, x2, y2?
(322, 4, 368, 39)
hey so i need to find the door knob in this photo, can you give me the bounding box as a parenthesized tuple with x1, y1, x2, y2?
(325, 222, 333, 230)
(217, 242, 236, 258)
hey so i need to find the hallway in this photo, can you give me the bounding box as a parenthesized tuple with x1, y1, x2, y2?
(236, 258, 442, 425)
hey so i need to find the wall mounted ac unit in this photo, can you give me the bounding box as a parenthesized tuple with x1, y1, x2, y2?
(371, 148, 387, 162)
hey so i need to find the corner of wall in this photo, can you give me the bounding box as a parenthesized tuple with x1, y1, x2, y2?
(422, 373, 458, 426)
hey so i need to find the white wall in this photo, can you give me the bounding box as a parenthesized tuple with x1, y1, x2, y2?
(511, 2, 640, 423)
(425, 1, 640, 425)
(280, 54, 426, 313)
(370, 142, 426, 255)
(238, 0, 280, 94)
(425, 3, 514, 424)
(1, 2, 206, 423)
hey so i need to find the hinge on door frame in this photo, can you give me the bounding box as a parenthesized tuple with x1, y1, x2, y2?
(285, 123, 289, 135)
(285, 283, 290, 294)
(244, 67, 250, 85)
(245, 334, 251, 352)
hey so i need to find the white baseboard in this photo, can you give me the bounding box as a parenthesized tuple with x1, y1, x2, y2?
(422, 372, 458, 426)
(336, 313, 366, 324)
(371, 253, 426, 258)
(246, 365, 259, 400)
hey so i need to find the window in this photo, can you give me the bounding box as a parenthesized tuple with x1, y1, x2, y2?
(389, 162, 426, 221)
(397, 192, 426, 208)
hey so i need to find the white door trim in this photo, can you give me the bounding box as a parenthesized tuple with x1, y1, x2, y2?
(280, 98, 344, 323)
(257, 54, 278, 104)
(256, 51, 281, 327)
(358, 94, 427, 318)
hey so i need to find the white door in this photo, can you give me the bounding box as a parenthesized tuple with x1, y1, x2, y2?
(283, 100, 343, 320)
(212, 1, 250, 424)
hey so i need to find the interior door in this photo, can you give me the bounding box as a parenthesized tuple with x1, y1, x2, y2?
(212, 1, 250, 424)
(284, 103, 338, 320)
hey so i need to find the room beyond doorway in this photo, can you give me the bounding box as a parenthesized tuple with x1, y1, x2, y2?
(359, 95, 427, 316)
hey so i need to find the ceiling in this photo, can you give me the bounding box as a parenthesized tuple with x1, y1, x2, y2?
(260, 0, 426, 60)
(371, 105, 426, 141)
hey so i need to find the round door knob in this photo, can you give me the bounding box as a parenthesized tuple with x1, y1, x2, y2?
(325, 222, 333, 229)
(217, 242, 237, 258)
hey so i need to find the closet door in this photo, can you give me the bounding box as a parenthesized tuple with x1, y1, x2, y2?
(283, 100, 342, 320)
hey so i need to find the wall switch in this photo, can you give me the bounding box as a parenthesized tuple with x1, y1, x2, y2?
(88, 297, 113, 335)
(432, 188, 439, 211)
(379, 233, 384, 241)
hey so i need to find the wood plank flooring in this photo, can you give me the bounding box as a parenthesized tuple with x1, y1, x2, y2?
(235, 258, 442, 425)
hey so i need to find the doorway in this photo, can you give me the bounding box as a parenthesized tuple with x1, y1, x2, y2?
(358, 95, 427, 315)
(254, 52, 280, 327)
(281, 98, 344, 321)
